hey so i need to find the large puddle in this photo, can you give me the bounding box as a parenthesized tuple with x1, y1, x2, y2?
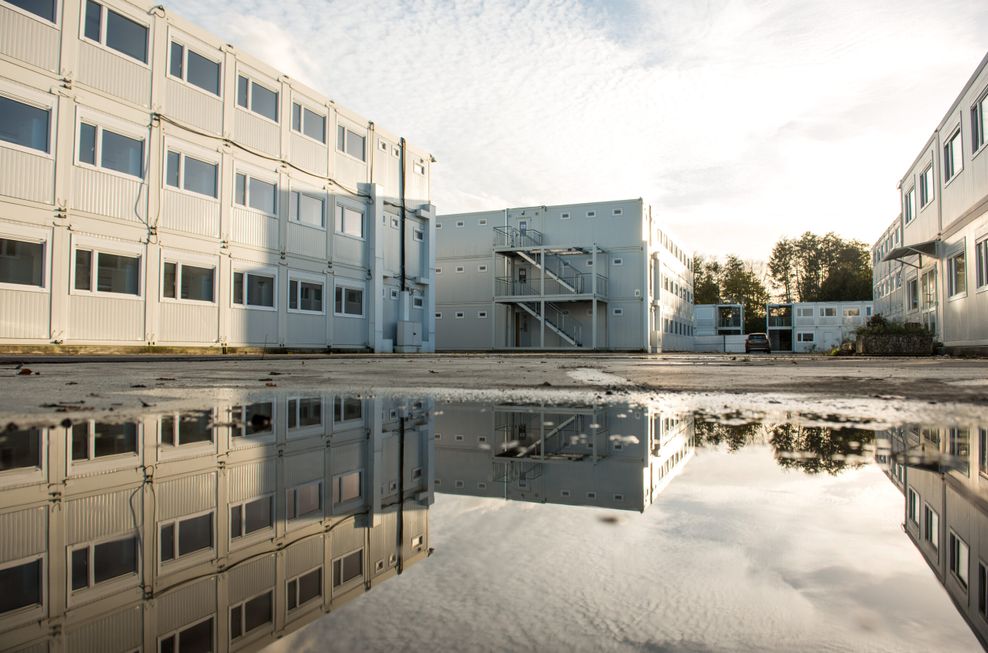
(0, 391, 985, 652)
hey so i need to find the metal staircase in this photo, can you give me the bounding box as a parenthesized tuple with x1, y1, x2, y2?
(514, 250, 583, 294)
(516, 302, 582, 347)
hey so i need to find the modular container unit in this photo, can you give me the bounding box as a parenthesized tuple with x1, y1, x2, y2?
(0, 0, 435, 352)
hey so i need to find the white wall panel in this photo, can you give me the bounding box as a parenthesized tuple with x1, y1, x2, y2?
(332, 316, 366, 347)
(157, 578, 216, 635)
(71, 167, 147, 223)
(0, 289, 49, 339)
(287, 223, 326, 259)
(65, 605, 142, 653)
(230, 207, 278, 249)
(287, 314, 325, 346)
(0, 506, 46, 563)
(164, 79, 223, 134)
(286, 537, 322, 579)
(290, 134, 327, 176)
(228, 461, 275, 504)
(0, 5, 59, 71)
(158, 472, 216, 520)
(228, 554, 275, 603)
(159, 302, 218, 343)
(77, 42, 151, 106)
(67, 488, 139, 544)
(228, 309, 278, 346)
(162, 190, 220, 238)
(234, 111, 279, 156)
(0, 148, 54, 204)
(69, 295, 143, 341)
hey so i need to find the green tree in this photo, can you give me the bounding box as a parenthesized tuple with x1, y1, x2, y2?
(719, 255, 769, 334)
(767, 232, 873, 302)
(692, 255, 721, 304)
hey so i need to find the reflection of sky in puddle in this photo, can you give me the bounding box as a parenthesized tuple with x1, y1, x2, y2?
(0, 393, 984, 652)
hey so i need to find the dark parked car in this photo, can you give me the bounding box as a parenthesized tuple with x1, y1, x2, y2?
(745, 333, 771, 353)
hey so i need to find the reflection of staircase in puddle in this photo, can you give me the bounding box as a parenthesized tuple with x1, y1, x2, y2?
(516, 302, 581, 347)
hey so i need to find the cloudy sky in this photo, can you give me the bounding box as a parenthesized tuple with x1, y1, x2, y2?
(168, 0, 988, 260)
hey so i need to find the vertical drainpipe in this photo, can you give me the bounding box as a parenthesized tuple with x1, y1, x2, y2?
(396, 415, 405, 574)
(399, 138, 408, 294)
(933, 129, 944, 344)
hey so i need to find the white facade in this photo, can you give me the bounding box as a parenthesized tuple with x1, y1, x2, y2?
(0, 0, 435, 352)
(435, 199, 694, 352)
(766, 301, 873, 352)
(874, 50, 988, 352)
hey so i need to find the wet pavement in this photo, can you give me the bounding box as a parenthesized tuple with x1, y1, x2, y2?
(0, 386, 986, 651)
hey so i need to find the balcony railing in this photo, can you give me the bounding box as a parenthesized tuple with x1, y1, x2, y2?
(494, 225, 543, 248)
(495, 273, 608, 298)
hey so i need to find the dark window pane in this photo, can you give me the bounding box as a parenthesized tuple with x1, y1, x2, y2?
(96, 252, 140, 295)
(163, 261, 177, 299)
(84, 1, 101, 42)
(244, 402, 273, 435)
(300, 282, 322, 312)
(303, 108, 325, 143)
(71, 423, 89, 460)
(230, 505, 242, 538)
(291, 103, 301, 131)
(297, 398, 321, 427)
(244, 496, 272, 534)
(178, 512, 212, 556)
(74, 249, 92, 291)
(93, 536, 137, 583)
(334, 287, 343, 313)
(0, 238, 44, 287)
(250, 83, 278, 122)
(101, 129, 143, 177)
(247, 178, 275, 214)
(0, 559, 41, 614)
(337, 125, 345, 152)
(165, 151, 180, 188)
(234, 173, 246, 206)
(342, 550, 362, 582)
(187, 50, 220, 96)
(243, 592, 272, 634)
(233, 271, 244, 304)
(236, 76, 249, 109)
(246, 273, 274, 307)
(160, 635, 176, 653)
(230, 605, 242, 640)
(295, 483, 320, 518)
(176, 411, 213, 444)
(105, 9, 147, 63)
(180, 617, 213, 653)
(160, 524, 175, 561)
(345, 288, 362, 316)
(181, 265, 214, 302)
(287, 579, 297, 610)
(79, 122, 96, 165)
(0, 95, 49, 153)
(298, 568, 321, 605)
(346, 130, 365, 161)
(92, 422, 138, 457)
(183, 157, 217, 198)
(0, 427, 41, 471)
(72, 547, 89, 590)
(169, 42, 184, 78)
(341, 398, 361, 421)
(7, 0, 56, 22)
(289, 279, 298, 310)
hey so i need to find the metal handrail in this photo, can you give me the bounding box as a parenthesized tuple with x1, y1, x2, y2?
(493, 225, 544, 248)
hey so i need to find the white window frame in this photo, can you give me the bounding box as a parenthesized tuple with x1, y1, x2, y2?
(586, 210, 596, 218)
(797, 332, 814, 342)
(333, 280, 365, 318)
(919, 163, 935, 208)
(435, 312, 442, 319)
(158, 509, 215, 567)
(286, 480, 323, 521)
(67, 420, 140, 472)
(335, 120, 367, 162)
(229, 589, 274, 641)
(286, 565, 322, 612)
(67, 531, 140, 594)
(903, 186, 916, 224)
(229, 493, 275, 540)
(166, 31, 222, 98)
(233, 168, 278, 217)
(819, 307, 836, 317)
(612, 308, 624, 316)
(924, 502, 940, 552)
(74, 109, 147, 180)
(290, 96, 327, 145)
(332, 469, 363, 506)
(843, 307, 860, 317)
(333, 396, 363, 425)
(1, 0, 58, 25)
(944, 127, 964, 185)
(412, 161, 425, 175)
(0, 224, 50, 293)
(412, 296, 424, 308)
(163, 141, 220, 201)
(947, 250, 967, 299)
(613, 208, 623, 215)
(454, 311, 465, 319)
(949, 530, 969, 588)
(477, 310, 488, 318)
(560, 212, 571, 220)
(331, 548, 363, 592)
(158, 410, 215, 448)
(235, 67, 280, 124)
(975, 237, 988, 290)
(160, 252, 218, 305)
(287, 395, 324, 435)
(230, 401, 275, 443)
(231, 265, 278, 311)
(412, 228, 423, 242)
(287, 272, 326, 315)
(0, 554, 45, 617)
(974, 88, 988, 158)
(158, 616, 215, 653)
(0, 80, 56, 158)
(334, 201, 365, 240)
(69, 236, 143, 299)
(289, 187, 326, 229)
(78, 1, 150, 67)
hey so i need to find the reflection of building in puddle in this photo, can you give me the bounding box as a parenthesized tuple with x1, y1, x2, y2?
(876, 424, 988, 649)
(0, 395, 433, 652)
(434, 403, 694, 511)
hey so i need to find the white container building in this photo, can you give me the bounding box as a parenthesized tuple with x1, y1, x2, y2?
(0, 0, 435, 352)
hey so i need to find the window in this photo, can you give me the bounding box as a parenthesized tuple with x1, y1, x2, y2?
(232, 402, 273, 439)
(334, 285, 363, 316)
(435, 312, 442, 319)
(797, 332, 815, 342)
(477, 264, 488, 272)
(287, 568, 322, 611)
(160, 411, 213, 446)
(333, 470, 362, 504)
(234, 173, 276, 215)
(333, 550, 362, 588)
(455, 312, 465, 319)
(586, 211, 596, 217)
(169, 42, 221, 95)
(165, 151, 218, 198)
(70, 535, 138, 590)
(948, 252, 966, 297)
(981, 563, 988, 618)
(974, 91, 987, 154)
(843, 307, 860, 317)
(335, 205, 364, 238)
(160, 512, 213, 562)
(78, 122, 144, 178)
(944, 128, 964, 182)
(83, 2, 148, 63)
(478, 219, 488, 226)
(230, 591, 272, 640)
(613, 208, 623, 215)
(477, 311, 488, 318)
(288, 397, 322, 430)
(286, 481, 322, 520)
(613, 258, 623, 266)
(5, 0, 56, 21)
(976, 238, 988, 289)
(70, 422, 138, 461)
(907, 278, 919, 309)
(612, 308, 624, 316)
(919, 164, 934, 208)
(413, 228, 423, 242)
(0, 237, 44, 288)
(412, 296, 424, 308)
(413, 161, 425, 175)
(796, 307, 813, 318)
(336, 125, 365, 161)
(904, 186, 916, 224)
(949, 531, 969, 588)
(819, 307, 836, 317)
(230, 496, 273, 539)
(0, 95, 50, 153)
(290, 191, 325, 227)
(0, 557, 42, 615)
(924, 503, 939, 551)
(286, 277, 324, 313)
(232, 271, 275, 308)
(236, 75, 278, 122)
(291, 102, 326, 143)
(333, 396, 362, 422)
(163, 261, 214, 302)
(159, 617, 213, 653)
(0, 427, 41, 472)
(74, 249, 140, 295)
(560, 212, 571, 220)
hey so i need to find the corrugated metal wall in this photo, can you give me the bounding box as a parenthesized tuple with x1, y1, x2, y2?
(76, 42, 150, 106)
(0, 5, 59, 71)
(65, 604, 142, 652)
(0, 290, 50, 339)
(0, 506, 46, 563)
(66, 487, 140, 544)
(234, 111, 279, 156)
(158, 472, 216, 521)
(285, 536, 323, 579)
(228, 461, 275, 504)
(0, 149, 53, 204)
(164, 79, 223, 134)
(68, 295, 144, 342)
(227, 554, 275, 603)
(162, 190, 221, 238)
(71, 168, 147, 223)
(156, 577, 217, 635)
(230, 208, 279, 249)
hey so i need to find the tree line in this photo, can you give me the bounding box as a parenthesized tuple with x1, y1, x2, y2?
(693, 232, 873, 334)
